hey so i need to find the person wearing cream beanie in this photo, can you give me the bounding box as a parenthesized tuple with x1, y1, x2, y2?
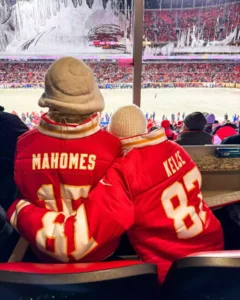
(109, 105, 147, 137)
(84, 105, 223, 282)
(8, 57, 123, 264)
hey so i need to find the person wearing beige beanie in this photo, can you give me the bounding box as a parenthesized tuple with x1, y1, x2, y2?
(7, 57, 133, 263)
(99, 105, 223, 282)
(109, 105, 147, 138)
(38, 56, 104, 117)
(37, 56, 105, 135)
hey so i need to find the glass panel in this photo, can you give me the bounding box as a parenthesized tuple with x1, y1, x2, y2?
(0, 0, 134, 123)
(0, 0, 132, 56)
(142, 0, 240, 144)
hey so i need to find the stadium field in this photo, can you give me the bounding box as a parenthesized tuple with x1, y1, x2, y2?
(1, 88, 240, 121)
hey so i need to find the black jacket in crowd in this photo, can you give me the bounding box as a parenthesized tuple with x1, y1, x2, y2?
(222, 134, 240, 145)
(176, 130, 212, 146)
(0, 205, 19, 262)
(0, 109, 28, 210)
(204, 124, 213, 135)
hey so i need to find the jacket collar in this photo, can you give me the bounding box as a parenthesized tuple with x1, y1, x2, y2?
(120, 128, 167, 152)
(38, 113, 100, 139)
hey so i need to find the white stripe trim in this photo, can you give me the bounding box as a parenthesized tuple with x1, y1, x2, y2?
(10, 211, 18, 232)
(38, 114, 101, 140)
(10, 200, 31, 232)
(121, 128, 167, 151)
(16, 200, 31, 212)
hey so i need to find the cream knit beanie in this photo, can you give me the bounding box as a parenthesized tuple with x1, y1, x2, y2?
(39, 57, 104, 114)
(109, 105, 147, 138)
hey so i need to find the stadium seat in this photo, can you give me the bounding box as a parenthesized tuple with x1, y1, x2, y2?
(162, 251, 240, 300)
(0, 261, 159, 300)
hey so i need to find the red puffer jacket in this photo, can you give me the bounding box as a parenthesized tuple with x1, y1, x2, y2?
(10, 113, 123, 262)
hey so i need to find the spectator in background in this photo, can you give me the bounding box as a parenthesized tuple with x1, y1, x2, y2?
(152, 111, 156, 121)
(224, 113, 228, 122)
(0, 206, 19, 262)
(222, 133, 240, 144)
(0, 106, 28, 210)
(204, 113, 215, 135)
(233, 114, 238, 123)
(176, 112, 212, 145)
(147, 117, 156, 132)
(175, 120, 184, 134)
(0, 106, 27, 262)
(213, 124, 238, 145)
(213, 120, 221, 130)
(177, 112, 180, 121)
(161, 120, 177, 141)
(149, 126, 159, 132)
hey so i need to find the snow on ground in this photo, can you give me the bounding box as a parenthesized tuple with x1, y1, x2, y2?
(1, 88, 240, 121)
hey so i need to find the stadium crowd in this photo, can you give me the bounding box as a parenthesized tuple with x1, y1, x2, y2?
(15, 109, 240, 145)
(144, 3, 240, 43)
(0, 58, 239, 296)
(1, 62, 240, 89)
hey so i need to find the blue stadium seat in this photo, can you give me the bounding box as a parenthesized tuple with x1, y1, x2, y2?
(162, 251, 240, 300)
(0, 261, 159, 300)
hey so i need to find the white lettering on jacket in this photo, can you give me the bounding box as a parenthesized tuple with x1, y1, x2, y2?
(32, 153, 96, 171)
(163, 151, 186, 177)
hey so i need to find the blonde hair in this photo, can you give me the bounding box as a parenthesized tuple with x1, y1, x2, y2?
(48, 110, 93, 124)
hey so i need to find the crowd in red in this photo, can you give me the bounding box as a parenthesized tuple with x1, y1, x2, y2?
(1, 62, 240, 88)
(13, 109, 239, 146)
(142, 63, 240, 84)
(144, 3, 240, 43)
(0, 63, 46, 88)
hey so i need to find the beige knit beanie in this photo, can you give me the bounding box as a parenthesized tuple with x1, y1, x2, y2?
(109, 105, 147, 138)
(38, 57, 104, 114)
